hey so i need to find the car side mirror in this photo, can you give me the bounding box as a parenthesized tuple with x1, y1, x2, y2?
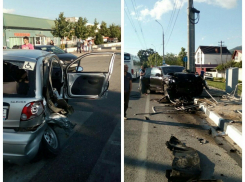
(64, 50, 67, 53)
(76, 66, 83, 72)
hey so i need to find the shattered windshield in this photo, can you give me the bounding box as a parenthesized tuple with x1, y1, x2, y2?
(161, 67, 184, 75)
(3, 61, 36, 97)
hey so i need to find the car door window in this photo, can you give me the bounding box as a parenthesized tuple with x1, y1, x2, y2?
(49, 57, 63, 94)
(65, 53, 115, 99)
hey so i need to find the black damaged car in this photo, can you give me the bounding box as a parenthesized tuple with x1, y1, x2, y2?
(145, 65, 204, 102)
(34, 45, 77, 66)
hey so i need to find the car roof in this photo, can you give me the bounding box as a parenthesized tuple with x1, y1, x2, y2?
(3, 50, 51, 62)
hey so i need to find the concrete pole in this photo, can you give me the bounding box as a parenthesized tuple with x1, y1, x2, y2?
(187, 0, 195, 72)
(155, 20, 164, 63)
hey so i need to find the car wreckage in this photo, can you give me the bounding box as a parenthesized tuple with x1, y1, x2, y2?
(3, 50, 114, 165)
(146, 66, 208, 109)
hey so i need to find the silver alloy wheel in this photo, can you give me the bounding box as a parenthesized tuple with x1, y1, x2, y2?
(43, 127, 58, 149)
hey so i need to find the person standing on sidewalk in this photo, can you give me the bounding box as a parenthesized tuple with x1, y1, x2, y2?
(124, 64, 132, 120)
(22, 36, 34, 49)
(84, 39, 88, 52)
(88, 40, 92, 52)
(77, 39, 82, 53)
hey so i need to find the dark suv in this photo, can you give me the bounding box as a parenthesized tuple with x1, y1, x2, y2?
(146, 65, 185, 93)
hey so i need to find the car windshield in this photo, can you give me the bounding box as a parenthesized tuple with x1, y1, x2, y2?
(161, 67, 184, 75)
(3, 60, 36, 97)
(40, 46, 65, 54)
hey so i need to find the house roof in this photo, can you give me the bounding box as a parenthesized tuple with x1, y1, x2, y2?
(3, 13, 55, 30)
(196, 46, 231, 54)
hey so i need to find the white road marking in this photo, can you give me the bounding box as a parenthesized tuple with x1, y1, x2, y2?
(135, 95, 150, 182)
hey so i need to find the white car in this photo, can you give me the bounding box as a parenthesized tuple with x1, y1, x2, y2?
(204, 73, 214, 81)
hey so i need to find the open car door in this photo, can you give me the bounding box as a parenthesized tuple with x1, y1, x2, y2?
(64, 52, 115, 99)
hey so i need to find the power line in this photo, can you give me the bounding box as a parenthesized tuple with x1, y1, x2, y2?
(165, 0, 183, 49)
(165, 0, 177, 37)
(130, 0, 148, 48)
(124, 8, 145, 49)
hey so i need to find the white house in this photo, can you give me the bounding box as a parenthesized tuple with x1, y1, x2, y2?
(195, 46, 232, 74)
(232, 50, 242, 62)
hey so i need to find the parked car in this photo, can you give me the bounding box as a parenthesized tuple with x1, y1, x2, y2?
(34, 45, 77, 66)
(3, 50, 115, 165)
(204, 73, 214, 81)
(12, 45, 22, 49)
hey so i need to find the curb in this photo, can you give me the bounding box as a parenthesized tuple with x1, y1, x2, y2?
(199, 103, 242, 149)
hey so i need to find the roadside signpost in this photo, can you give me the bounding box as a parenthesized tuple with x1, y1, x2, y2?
(183, 56, 187, 69)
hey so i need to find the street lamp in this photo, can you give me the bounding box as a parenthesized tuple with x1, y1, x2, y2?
(151, 44, 156, 66)
(155, 20, 164, 64)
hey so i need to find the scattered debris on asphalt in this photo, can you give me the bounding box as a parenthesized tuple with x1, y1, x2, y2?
(198, 138, 208, 144)
(215, 153, 221, 156)
(144, 116, 149, 120)
(165, 136, 201, 182)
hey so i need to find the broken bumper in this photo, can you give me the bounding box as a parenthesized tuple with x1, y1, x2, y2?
(3, 122, 47, 165)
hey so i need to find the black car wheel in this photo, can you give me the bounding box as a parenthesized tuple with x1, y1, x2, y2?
(42, 125, 60, 157)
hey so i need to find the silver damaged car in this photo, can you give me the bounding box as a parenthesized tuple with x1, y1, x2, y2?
(3, 50, 115, 165)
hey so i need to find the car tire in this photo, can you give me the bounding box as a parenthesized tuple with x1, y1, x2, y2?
(42, 125, 60, 158)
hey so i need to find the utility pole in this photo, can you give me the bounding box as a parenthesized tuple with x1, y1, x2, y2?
(187, 0, 200, 73)
(155, 20, 164, 64)
(218, 41, 224, 65)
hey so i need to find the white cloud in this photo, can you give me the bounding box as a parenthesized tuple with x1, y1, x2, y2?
(131, 11, 136, 16)
(202, 37, 205, 40)
(3, 8, 15, 13)
(195, 0, 238, 9)
(136, 0, 238, 21)
(136, 5, 143, 9)
(138, 0, 184, 21)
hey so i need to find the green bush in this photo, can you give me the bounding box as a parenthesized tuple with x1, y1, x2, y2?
(94, 33, 103, 45)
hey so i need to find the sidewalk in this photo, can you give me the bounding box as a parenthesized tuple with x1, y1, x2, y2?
(68, 46, 121, 55)
(195, 86, 242, 150)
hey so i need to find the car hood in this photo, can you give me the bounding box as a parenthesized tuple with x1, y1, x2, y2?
(56, 53, 77, 61)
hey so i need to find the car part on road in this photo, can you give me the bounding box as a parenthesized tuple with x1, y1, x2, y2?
(165, 136, 202, 182)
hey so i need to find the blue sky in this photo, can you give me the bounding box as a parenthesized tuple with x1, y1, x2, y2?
(124, 0, 242, 56)
(3, 0, 121, 25)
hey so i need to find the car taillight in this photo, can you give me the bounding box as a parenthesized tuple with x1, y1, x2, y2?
(20, 101, 44, 121)
(131, 69, 134, 75)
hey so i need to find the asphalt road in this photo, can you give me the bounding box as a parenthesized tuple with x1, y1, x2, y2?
(3, 53, 121, 182)
(124, 79, 242, 182)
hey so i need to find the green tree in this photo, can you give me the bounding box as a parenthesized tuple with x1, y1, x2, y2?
(99, 21, 110, 37)
(74, 17, 88, 39)
(137, 48, 155, 64)
(216, 60, 241, 71)
(147, 53, 163, 66)
(94, 33, 103, 45)
(51, 12, 73, 44)
(88, 19, 99, 37)
(165, 53, 179, 65)
(177, 47, 187, 66)
(109, 24, 120, 38)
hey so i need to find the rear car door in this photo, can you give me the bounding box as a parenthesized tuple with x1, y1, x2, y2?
(64, 53, 115, 99)
(150, 67, 163, 91)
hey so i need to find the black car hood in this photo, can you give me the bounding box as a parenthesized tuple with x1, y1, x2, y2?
(56, 53, 77, 61)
